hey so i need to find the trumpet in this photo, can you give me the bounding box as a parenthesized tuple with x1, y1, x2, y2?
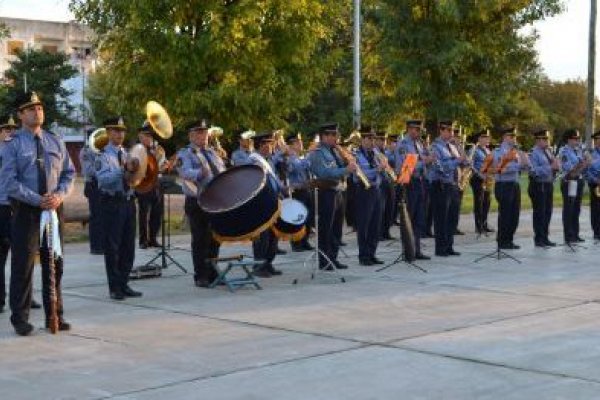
(336, 144, 371, 189)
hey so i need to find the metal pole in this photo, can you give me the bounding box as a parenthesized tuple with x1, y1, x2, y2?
(353, 0, 361, 129)
(586, 0, 597, 146)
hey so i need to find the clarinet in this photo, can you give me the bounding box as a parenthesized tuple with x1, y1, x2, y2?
(46, 213, 59, 334)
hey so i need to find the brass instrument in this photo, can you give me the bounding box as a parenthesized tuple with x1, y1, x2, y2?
(374, 148, 397, 182)
(455, 136, 472, 191)
(146, 101, 173, 139)
(336, 144, 371, 189)
(208, 126, 228, 160)
(89, 127, 108, 153)
(344, 130, 362, 150)
(480, 153, 495, 192)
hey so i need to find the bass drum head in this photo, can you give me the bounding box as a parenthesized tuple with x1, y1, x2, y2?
(199, 165, 266, 213)
(280, 198, 308, 225)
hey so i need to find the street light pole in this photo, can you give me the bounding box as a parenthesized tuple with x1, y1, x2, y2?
(586, 0, 597, 146)
(353, 0, 361, 129)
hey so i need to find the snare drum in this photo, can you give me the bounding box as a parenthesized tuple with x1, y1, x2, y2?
(271, 198, 308, 241)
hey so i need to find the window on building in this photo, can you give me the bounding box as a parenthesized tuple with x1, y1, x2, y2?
(7, 40, 24, 55)
(42, 45, 58, 54)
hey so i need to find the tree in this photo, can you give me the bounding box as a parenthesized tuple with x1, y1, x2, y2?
(367, 0, 563, 130)
(0, 49, 78, 127)
(70, 0, 350, 141)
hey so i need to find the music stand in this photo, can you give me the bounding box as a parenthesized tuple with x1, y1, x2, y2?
(140, 177, 187, 273)
(473, 210, 521, 264)
(293, 181, 345, 284)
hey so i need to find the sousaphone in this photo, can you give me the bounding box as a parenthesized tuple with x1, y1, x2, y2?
(129, 101, 173, 193)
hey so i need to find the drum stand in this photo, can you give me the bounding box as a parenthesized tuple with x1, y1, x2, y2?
(293, 186, 345, 284)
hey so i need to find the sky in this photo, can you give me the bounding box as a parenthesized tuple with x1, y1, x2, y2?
(0, 0, 595, 85)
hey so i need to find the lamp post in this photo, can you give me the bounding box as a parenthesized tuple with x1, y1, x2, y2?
(353, 0, 361, 129)
(586, 0, 597, 146)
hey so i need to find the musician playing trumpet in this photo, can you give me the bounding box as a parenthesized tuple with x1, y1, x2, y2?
(586, 131, 600, 241)
(528, 129, 559, 248)
(395, 119, 434, 260)
(492, 126, 529, 250)
(469, 128, 494, 235)
(96, 117, 143, 300)
(559, 128, 590, 244)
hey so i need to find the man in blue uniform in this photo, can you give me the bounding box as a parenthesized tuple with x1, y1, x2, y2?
(422, 132, 435, 238)
(136, 124, 164, 249)
(353, 127, 384, 266)
(469, 129, 494, 235)
(230, 129, 255, 166)
(493, 127, 529, 249)
(176, 119, 226, 287)
(429, 120, 465, 257)
(0, 115, 18, 314)
(395, 120, 434, 259)
(285, 133, 314, 252)
(96, 117, 143, 300)
(80, 128, 104, 254)
(559, 129, 589, 244)
(587, 131, 600, 240)
(1, 91, 75, 335)
(528, 129, 559, 247)
(308, 123, 356, 270)
(375, 132, 395, 241)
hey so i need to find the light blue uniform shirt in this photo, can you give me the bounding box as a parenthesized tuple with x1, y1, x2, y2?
(308, 144, 349, 186)
(430, 138, 461, 184)
(286, 153, 311, 189)
(231, 148, 253, 166)
(96, 143, 134, 196)
(176, 145, 226, 198)
(0, 128, 75, 207)
(79, 146, 97, 182)
(0, 140, 10, 205)
(469, 145, 490, 178)
(559, 145, 585, 180)
(493, 142, 526, 183)
(528, 146, 555, 183)
(585, 147, 600, 183)
(354, 146, 381, 187)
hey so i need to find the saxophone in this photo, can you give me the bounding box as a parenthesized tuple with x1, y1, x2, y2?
(374, 148, 397, 182)
(480, 153, 495, 192)
(336, 144, 371, 189)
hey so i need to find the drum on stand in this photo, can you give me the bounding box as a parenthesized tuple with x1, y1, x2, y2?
(272, 198, 308, 241)
(198, 165, 280, 242)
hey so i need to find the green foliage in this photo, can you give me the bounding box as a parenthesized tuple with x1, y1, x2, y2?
(70, 0, 350, 143)
(0, 49, 78, 126)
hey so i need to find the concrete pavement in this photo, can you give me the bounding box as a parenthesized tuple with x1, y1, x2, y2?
(1, 208, 600, 399)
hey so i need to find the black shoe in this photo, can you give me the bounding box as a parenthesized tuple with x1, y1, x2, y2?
(31, 299, 41, 309)
(544, 240, 557, 247)
(90, 249, 104, 255)
(291, 245, 305, 252)
(334, 261, 349, 269)
(380, 234, 394, 241)
(415, 253, 431, 260)
(534, 241, 549, 248)
(447, 250, 461, 256)
(139, 242, 148, 249)
(454, 230, 465, 236)
(424, 232, 435, 238)
(359, 259, 374, 266)
(576, 236, 585, 243)
(46, 320, 71, 331)
(510, 243, 521, 249)
(339, 241, 347, 247)
(14, 321, 34, 336)
(484, 227, 495, 233)
(110, 291, 125, 300)
(123, 286, 143, 297)
(195, 279, 211, 288)
(148, 240, 161, 248)
(435, 251, 448, 257)
(302, 243, 314, 251)
(253, 267, 272, 278)
(265, 263, 283, 276)
(276, 247, 287, 255)
(371, 257, 385, 265)
(319, 264, 335, 271)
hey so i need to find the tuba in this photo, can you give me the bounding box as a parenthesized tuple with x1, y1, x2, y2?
(89, 128, 108, 153)
(208, 126, 228, 160)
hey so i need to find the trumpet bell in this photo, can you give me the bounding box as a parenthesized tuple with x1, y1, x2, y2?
(146, 101, 173, 139)
(89, 128, 108, 153)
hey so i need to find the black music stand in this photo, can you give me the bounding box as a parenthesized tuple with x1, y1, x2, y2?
(473, 213, 521, 264)
(377, 185, 427, 274)
(137, 177, 187, 275)
(293, 181, 345, 284)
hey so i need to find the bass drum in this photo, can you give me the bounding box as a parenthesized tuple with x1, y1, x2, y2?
(271, 198, 308, 241)
(198, 164, 280, 242)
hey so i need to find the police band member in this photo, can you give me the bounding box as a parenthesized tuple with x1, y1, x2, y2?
(469, 129, 494, 235)
(1, 91, 75, 335)
(79, 128, 104, 254)
(353, 127, 384, 266)
(250, 132, 285, 277)
(375, 132, 395, 241)
(559, 129, 589, 244)
(230, 129, 255, 166)
(528, 129, 559, 247)
(423, 132, 435, 238)
(587, 131, 600, 240)
(451, 129, 467, 236)
(493, 127, 529, 249)
(429, 120, 465, 257)
(0, 115, 18, 314)
(176, 119, 226, 287)
(395, 120, 432, 259)
(308, 123, 356, 270)
(285, 133, 314, 252)
(96, 117, 143, 300)
(136, 123, 165, 249)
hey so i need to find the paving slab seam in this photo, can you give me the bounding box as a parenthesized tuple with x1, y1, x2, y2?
(431, 282, 589, 302)
(92, 344, 369, 400)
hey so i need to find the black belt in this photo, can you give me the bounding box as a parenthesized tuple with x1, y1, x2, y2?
(100, 192, 135, 202)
